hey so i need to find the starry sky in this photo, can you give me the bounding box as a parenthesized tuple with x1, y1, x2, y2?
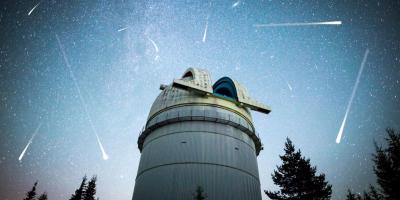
(0, 0, 399, 199)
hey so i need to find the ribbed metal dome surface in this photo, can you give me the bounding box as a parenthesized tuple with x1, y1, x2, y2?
(147, 68, 253, 124)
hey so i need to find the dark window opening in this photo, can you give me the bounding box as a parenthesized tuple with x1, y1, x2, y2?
(215, 88, 235, 99)
(212, 77, 238, 101)
(182, 71, 194, 80)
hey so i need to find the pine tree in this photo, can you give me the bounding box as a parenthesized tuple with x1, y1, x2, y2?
(372, 129, 400, 200)
(193, 186, 207, 200)
(265, 138, 332, 200)
(345, 128, 399, 200)
(83, 176, 97, 200)
(37, 192, 48, 200)
(351, 185, 383, 200)
(366, 185, 383, 200)
(346, 189, 361, 200)
(69, 176, 87, 200)
(23, 181, 38, 200)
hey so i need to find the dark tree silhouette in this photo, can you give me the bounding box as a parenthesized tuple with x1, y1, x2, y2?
(193, 186, 207, 200)
(346, 128, 399, 200)
(346, 189, 361, 200)
(352, 185, 384, 200)
(23, 181, 38, 200)
(37, 192, 48, 200)
(83, 176, 97, 200)
(69, 176, 87, 200)
(265, 138, 332, 200)
(373, 129, 400, 200)
(364, 185, 383, 200)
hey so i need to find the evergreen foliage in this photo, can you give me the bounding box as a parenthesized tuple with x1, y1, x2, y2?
(37, 192, 48, 200)
(346, 128, 399, 200)
(83, 176, 97, 200)
(265, 138, 332, 200)
(23, 181, 38, 200)
(346, 189, 361, 200)
(69, 176, 87, 200)
(373, 129, 400, 200)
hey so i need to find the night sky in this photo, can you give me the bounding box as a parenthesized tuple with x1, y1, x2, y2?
(1, 1, 399, 199)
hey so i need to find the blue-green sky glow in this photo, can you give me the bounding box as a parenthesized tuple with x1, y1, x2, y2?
(1, 1, 399, 199)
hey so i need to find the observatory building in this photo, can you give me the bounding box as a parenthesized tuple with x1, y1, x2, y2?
(132, 68, 271, 200)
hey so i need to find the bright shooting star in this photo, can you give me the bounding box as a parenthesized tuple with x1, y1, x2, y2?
(253, 20, 342, 27)
(147, 37, 159, 53)
(232, 1, 240, 8)
(335, 49, 369, 144)
(202, 16, 209, 43)
(28, 2, 41, 16)
(19, 122, 43, 161)
(286, 81, 293, 91)
(117, 27, 128, 32)
(55, 34, 109, 160)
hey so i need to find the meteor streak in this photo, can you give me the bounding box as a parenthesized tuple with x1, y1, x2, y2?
(19, 122, 42, 161)
(286, 81, 293, 91)
(117, 27, 128, 32)
(28, 2, 41, 16)
(96, 133, 109, 160)
(335, 49, 369, 144)
(202, 17, 209, 43)
(253, 20, 342, 27)
(232, 1, 240, 8)
(147, 37, 159, 53)
(55, 34, 109, 160)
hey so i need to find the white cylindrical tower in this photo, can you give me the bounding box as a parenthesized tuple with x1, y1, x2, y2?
(132, 68, 270, 200)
